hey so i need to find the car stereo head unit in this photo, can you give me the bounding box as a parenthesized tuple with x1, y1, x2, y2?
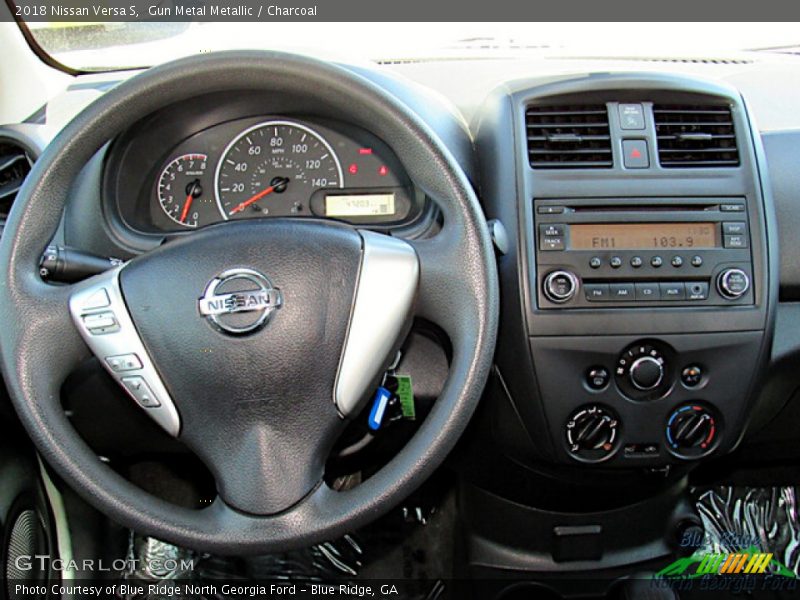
(534, 198, 754, 308)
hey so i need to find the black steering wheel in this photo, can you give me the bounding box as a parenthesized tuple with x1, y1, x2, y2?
(0, 51, 498, 554)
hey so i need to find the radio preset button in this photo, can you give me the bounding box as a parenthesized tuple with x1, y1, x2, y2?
(610, 256, 623, 269)
(659, 282, 686, 300)
(671, 256, 684, 268)
(717, 268, 750, 299)
(635, 283, 660, 301)
(651, 256, 663, 268)
(589, 257, 602, 269)
(543, 270, 579, 303)
(585, 284, 610, 302)
(723, 234, 749, 249)
(610, 283, 635, 301)
(630, 256, 643, 268)
(691, 255, 703, 267)
(686, 282, 709, 300)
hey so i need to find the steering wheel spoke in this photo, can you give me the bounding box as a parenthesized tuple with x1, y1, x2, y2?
(68, 265, 181, 436)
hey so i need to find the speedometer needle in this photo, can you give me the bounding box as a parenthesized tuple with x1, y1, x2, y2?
(229, 177, 289, 215)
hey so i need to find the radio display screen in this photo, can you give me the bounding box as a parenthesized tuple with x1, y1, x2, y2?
(570, 222, 719, 250)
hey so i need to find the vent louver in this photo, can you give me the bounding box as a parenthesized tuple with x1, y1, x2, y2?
(654, 105, 739, 168)
(0, 140, 33, 219)
(526, 104, 612, 169)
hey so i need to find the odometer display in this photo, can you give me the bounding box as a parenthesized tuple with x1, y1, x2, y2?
(215, 121, 343, 220)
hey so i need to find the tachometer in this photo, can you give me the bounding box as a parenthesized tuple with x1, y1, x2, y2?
(157, 153, 217, 228)
(215, 121, 343, 220)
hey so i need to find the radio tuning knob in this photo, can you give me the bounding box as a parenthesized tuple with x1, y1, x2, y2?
(717, 268, 750, 300)
(543, 270, 579, 304)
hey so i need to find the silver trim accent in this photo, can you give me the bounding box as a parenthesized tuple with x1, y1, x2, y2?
(68, 266, 181, 436)
(629, 356, 664, 391)
(334, 230, 419, 416)
(198, 267, 282, 334)
(716, 268, 750, 300)
(543, 270, 579, 303)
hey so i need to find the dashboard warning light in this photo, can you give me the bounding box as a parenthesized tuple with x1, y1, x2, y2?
(358, 148, 373, 155)
(348, 163, 359, 175)
(378, 165, 389, 176)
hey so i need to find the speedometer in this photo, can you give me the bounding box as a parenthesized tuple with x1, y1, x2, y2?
(215, 121, 344, 220)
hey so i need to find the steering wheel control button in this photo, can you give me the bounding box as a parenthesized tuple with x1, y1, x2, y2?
(681, 365, 704, 387)
(622, 139, 650, 168)
(630, 256, 643, 268)
(586, 367, 610, 391)
(121, 377, 161, 408)
(585, 284, 610, 302)
(616, 341, 673, 401)
(106, 354, 143, 372)
(650, 256, 663, 268)
(691, 255, 703, 268)
(686, 282, 709, 301)
(610, 256, 623, 268)
(69, 266, 181, 436)
(565, 405, 619, 462)
(666, 404, 718, 459)
(629, 356, 664, 391)
(543, 270, 579, 304)
(81, 287, 111, 310)
(82, 311, 120, 335)
(635, 282, 660, 301)
(671, 256, 684, 268)
(717, 268, 750, 299)
(619, 104, 645, 130)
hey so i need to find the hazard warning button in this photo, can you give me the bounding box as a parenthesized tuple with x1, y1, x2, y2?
(622, 139, 650, 169)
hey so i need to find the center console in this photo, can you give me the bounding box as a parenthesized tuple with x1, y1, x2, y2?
(475, 73, 776, 470)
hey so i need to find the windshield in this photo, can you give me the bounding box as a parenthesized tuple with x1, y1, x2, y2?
(20, 22, 800, 72)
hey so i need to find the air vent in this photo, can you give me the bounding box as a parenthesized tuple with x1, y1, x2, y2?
(526, 105, 612, 169)
(654, 105, 739, 168)
(0, 140, 33, 218)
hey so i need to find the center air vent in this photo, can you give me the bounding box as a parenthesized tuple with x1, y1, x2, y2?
(654, 105, 739, 168)
(526, 105, 612, 169)
(0, 140, 33, 219)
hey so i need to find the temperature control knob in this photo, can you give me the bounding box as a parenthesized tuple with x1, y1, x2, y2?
(716, 268, 750, 300)
(666, 404, 718, 459)
(565, 405, 619, 462)
(543, 270, 579, 304)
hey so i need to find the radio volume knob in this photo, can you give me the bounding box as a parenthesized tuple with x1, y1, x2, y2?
(717, 268, 750, 299)
(543, 270, 579, 304)
(629, 356, 664, 391)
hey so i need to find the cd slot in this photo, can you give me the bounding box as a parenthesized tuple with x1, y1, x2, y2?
(570, 204, 718, 213)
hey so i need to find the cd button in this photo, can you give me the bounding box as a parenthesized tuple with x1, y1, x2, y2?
(585, 284, 610, 302)
(659, 282, 686, 300)
(610, 283, 635, 301)
(635, 283, 660, 301)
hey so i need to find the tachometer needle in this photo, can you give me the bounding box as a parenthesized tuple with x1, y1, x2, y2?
(229, 177, 289, 215)
(180, 180, 202, 223)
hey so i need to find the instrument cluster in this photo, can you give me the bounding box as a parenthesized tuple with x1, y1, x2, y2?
(110, 115, 424, 235)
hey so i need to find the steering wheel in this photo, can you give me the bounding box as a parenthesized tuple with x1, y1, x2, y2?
(0, 51, 498, 554)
